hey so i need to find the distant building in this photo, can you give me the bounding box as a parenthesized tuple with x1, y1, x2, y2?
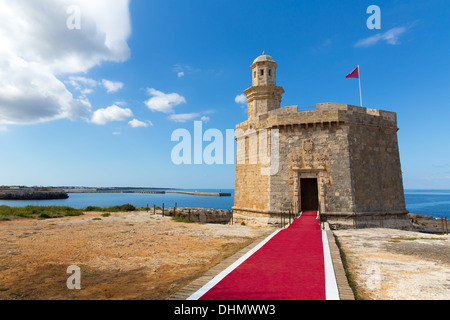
(233, 53, 411, 229)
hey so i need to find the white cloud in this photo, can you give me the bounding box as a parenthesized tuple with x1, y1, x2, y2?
(0, 53, 92, 124)
(114, 100, 128, 106)
(67, 76, 98, 96)
(91, 105, 133, 125)
(145, 88, 186, 113)
(102, 79, 124, 93)
(235, 94, 247, 104)
(168, 113, 201, 123)
(68, 77, 124, 95)
(201, 116, 210, 123)
(355, 27, 408, 47)
(0, 0, 131, 125)
(235, 94, 248, 112)
(129, 119, 153, 128)
(173, 64, 196, 78)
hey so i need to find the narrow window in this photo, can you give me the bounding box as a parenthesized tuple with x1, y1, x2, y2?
(268, 69, 272, 76)
(254, 71, 256, 78)
(260, 69, 264, 76)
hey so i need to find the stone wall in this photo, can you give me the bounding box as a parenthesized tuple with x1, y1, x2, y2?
(348, 124, 406, 214)
(171, 208, 232, 224)
(234, 102, 411, 229)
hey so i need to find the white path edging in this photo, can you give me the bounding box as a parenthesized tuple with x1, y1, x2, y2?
(322, 230, 340, 300)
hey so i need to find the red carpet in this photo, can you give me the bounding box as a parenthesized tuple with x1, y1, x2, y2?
(199, 211, 326, 300)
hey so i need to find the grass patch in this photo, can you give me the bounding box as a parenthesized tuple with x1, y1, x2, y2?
(84, 204, 137, 213)
(101, 213, 111, 218)
(0, 203, 140, 221)
(171, 215, 193, 224)
(0, 205, 83, 220)
(334, 236, 364, 300)
(92, 218, 102, 221)
(38, 213, 52, 219)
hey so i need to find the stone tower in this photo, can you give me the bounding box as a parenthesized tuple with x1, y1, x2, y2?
(244, 52, 285, 123)
(233, 53, 411, 230)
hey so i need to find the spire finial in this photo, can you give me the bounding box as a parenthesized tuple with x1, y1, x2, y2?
(262, 51, 265, 55)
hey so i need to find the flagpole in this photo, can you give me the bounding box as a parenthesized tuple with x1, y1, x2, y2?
(358, 65, 363, 107)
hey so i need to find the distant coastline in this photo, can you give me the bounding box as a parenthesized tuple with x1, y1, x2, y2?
(0, 186, 231, 201)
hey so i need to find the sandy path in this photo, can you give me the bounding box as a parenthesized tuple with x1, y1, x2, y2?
(0, 211, 271, 300)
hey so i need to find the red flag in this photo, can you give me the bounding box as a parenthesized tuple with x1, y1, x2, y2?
(346, 66, 359, 79)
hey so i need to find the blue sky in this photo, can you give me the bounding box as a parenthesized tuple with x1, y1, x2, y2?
(0, 0, 449, 189)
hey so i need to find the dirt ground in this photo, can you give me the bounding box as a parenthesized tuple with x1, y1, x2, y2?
(2, 211, 449, 300)
(334, 228, 450, 300)
(0, 211, 271, 300)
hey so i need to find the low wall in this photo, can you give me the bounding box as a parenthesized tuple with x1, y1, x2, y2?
(169, 208, 232, 224)
(324, 212, 413, 230)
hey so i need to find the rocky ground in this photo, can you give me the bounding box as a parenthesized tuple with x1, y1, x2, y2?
(0, 211, 271, 300)
(334, 227, 449, 300)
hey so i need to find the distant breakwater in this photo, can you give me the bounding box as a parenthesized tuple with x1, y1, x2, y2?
(66, 190, 232, 197)
(0, 191, 69, 200)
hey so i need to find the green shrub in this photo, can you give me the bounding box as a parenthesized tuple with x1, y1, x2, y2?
(38, 213, 52, 219)
(171, 215, 193, 223)
(85, 206, 103, 212)
(118, 204, 136, 212)
(86, 204, 137, 213)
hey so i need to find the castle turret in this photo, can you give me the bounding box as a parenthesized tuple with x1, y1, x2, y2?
(244, 52, 285, 124)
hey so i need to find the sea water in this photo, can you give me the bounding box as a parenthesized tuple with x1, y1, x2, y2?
(404, 189, 450, 218)
(0, 189, 448, 219)
(0, 189, 235, 211)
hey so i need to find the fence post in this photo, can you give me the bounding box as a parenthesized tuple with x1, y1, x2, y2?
(154, 204, 156, 215)
(162, 203, 165, 217)
(445, 217, 448, 235)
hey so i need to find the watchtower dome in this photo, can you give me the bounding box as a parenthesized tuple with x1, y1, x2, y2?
(251, 51, 277, 86)
(244, 52, 285, 123)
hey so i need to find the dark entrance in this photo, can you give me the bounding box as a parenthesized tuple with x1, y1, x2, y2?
(300, 178, 319, 211)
